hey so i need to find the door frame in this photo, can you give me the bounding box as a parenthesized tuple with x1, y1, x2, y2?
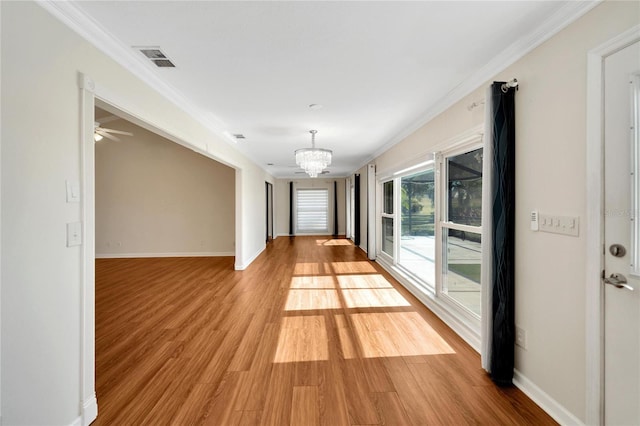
(265, 182, 274, 243)
(585, 24, 640, 426)
(78, 73, 244, 426)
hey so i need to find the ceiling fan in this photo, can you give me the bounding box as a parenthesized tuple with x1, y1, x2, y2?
(94, 116, 133, 142)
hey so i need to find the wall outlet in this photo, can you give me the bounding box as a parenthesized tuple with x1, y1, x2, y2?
(515, 326, 527, 349)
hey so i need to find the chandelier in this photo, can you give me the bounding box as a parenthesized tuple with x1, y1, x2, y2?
(295, 130, 332, 178)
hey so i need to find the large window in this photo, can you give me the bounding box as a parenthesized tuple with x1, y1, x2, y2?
(377, 138, 484, 325)
(296, 189, 329, 233)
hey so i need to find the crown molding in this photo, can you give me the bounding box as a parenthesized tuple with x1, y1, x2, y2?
(371, 0, 602, 161)
(35, 0, 273, 173)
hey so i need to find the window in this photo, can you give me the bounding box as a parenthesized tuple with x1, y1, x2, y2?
(439, 147, 483, 316)
(296, 189, 329, 233)
(376, 134, 485, 328)
(399, 168, 435, 286)
(381, 180, 394, 256)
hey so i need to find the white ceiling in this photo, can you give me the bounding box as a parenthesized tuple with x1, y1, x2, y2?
(61, 1, 590, 178)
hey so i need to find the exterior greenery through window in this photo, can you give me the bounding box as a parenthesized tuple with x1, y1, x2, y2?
(399, 169, 435, 286)
(441, 148, 483, 316)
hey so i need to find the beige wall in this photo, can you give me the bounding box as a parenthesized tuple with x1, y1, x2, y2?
(275, 178, 346, 236)
(96, 118, 235, 257)
(1, 2, 273, 424)
(369, 1, 639, 421)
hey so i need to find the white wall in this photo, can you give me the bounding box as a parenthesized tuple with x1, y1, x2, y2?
(275, 178, 346, 237)
(95, 118, 235, 257)
(0, 1, 272, 424)
(367, 1, 639, 422)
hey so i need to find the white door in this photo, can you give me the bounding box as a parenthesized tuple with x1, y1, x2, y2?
(603, 40, 640, 425)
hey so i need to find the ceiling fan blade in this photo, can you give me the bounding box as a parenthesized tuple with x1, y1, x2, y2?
(96, 115, 121, 125)
(97, 131, 120, 142)
(98, 128, 133, 136)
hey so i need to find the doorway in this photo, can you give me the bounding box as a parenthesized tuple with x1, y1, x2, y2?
(266, 182, 274, 243)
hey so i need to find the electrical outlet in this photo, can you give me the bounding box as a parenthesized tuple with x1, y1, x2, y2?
(515, 326, 527, 349)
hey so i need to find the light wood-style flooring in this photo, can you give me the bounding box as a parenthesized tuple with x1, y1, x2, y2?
(95, 236, 556, 425)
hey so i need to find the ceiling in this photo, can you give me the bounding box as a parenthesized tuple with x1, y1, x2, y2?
(59, 1, 588, 178)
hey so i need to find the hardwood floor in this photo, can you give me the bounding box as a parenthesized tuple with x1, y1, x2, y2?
(95, 236, 556, 425)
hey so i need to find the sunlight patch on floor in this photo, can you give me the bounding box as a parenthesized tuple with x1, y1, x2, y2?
(316, 239, 352, 246)
(350, 312, 455, 358)
(274, 316, 328, 362)
(337, 274, 393, 289)
(342, 288, 411, 308)
(285, 289, 341, 311)
(290, 275, 336, 289)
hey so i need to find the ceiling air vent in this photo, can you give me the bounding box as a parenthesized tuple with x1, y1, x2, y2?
(135, 46, 176, 68)
(152, 59, 175, 68)
(233, 134, 246, 140)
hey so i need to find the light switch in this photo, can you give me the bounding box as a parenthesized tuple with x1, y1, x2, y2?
(538, 214, 579, 237)
(67, 222, 82, 247)
(66, 180, 80, 203)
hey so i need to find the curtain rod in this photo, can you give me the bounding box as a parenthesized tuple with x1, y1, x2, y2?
(468, 78, 518, 110)
(501, 78, 518, 93)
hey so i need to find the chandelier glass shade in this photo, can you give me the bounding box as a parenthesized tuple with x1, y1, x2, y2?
(295, 130, 332, 178)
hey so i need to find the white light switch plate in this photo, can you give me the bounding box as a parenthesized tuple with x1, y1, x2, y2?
(538, 214, 579, 237)
(67, 222, 82, 247)
(66, 180, 80, 203)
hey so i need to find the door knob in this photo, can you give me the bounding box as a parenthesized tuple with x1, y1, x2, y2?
(609, 244, 626, 257)
(603, 273, 634, 291)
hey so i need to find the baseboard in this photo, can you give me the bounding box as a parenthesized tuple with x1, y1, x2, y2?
(68, 394, 98, 426)
(82, 394, 98, 426)
(513, 369, 584, 426)
(235, 245, 265, 270)
(95, 251, 234, 259)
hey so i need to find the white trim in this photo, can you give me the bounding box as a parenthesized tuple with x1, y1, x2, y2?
(367, 164, 377, 260)
(69, 417, 82, 426)
(371, 1, 601, 161)
(235, 245, 265, 271)
(513, 370, 584, 426)
(79, 74, 97, 426)
(585, 24, 640, 426)
(96, 251, 235, 259)
(81, 394, 98, 426)
(36, 1, 230, 144)
(377, 256, 481, 352)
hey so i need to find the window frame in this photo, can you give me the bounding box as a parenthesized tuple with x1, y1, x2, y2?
(435, 139, 484, 322)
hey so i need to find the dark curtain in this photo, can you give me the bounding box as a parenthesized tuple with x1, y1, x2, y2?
(354, 174, 361, 246)
(289, 181, 294, 236)
(333, 181, 338, 237)
(489, 82, 516, 386)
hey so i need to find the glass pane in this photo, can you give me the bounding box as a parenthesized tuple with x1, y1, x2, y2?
(399, 169, 435, 286)
(383, 181, 394, 214)
(442, 228, 481, 316)
(447, 148, 483, 226)
(382, 217, 394, 256)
